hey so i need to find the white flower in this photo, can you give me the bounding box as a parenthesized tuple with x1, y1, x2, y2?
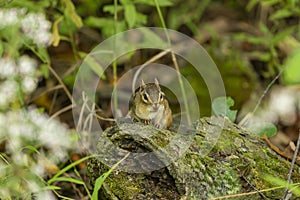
(0, 8, 26, 28)
(21, 13, 52, 46)
(22, 76, 38, 93)
(0, 79, 17, 107)
(0, 58, 17, 78)
(0, 8, 52, 46)
(18, 55, 37, 75)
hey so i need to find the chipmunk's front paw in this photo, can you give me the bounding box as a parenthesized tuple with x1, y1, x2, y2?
(143, 120, 151, 125)
(154, 122, 162, 129)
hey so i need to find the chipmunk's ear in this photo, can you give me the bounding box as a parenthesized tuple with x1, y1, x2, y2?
(140, 79, 146, 91)
(154, 78, 160, 87)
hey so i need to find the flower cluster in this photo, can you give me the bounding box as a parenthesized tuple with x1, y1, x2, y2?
(0, 8, 52, 46)
(0, 55, 38, 108)
(0, 108, 77, 199)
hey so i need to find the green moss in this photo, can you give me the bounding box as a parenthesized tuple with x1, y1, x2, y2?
(87, 117, 300, 199)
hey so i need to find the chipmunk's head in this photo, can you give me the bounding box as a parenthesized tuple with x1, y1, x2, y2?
(139, 78, 165, 111)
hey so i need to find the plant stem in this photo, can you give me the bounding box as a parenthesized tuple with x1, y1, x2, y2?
(282, 129, 300, 199)
(153, 0, 191, 125)
(113, 0, 118, 116)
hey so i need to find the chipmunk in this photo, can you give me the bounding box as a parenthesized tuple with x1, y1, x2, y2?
(129, 78, 172, 129)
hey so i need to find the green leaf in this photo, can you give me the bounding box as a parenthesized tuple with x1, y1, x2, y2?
(282, 48, 300, 85)
(62, 0, 83, 28)
(212, 96, 237, 122)
(136, 13, 147, 25)
(84, 17, 114, 29)
(124, 3, 137, 28)
(84, 16, 126, 37)
(259, 22, 270, 35)
(79, 52, 106, 79)
(234, 33, 267, 45)
(41, 64, 49, 78)
(261, 0, 281, 6)
(51, 177, 84, 185)
(48, 155, 94, 185)
(271, 26, 296, 45)
(249, 51, 271, 61)
(9, 0, 50, 12)
(134, 0, 173, 7)
(264, 175, 300, 196)
(22, 145, 40, 154)
(139, 28, 168, 48)
(250, 122, 277, 138)
(270, 9, 292, 20)
(103, 5, 124, 14)
(246, 0, 260, 11)
(92, 153, 130, 200)
(37, 45, 50, 64)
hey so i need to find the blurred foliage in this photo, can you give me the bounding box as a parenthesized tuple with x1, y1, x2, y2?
(1, 0, 300, 198)
(212, 96, 237, 122)
(282, 48, 300, 85)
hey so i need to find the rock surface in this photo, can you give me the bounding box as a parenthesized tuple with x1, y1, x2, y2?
(87, 117, 300, 199)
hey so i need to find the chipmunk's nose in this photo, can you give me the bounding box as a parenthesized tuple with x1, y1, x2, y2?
(153, 103, 159, 111)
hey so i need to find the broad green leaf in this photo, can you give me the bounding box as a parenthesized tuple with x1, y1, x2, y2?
(62, 0, 83, 28)
(136, 13, 147, 25)
(139, 28, 168, 48)
(103, 5, 124, 14)
(282, 48, 300, 85)
(134, 0, 173, 7)
(84, 16, 126, 36)
(270, 9, 292, 20)
(84, 17, 114, 29)
(212, 96, 237, 122)
(124, 4, 137, 28)
(249, 122, 277, 138)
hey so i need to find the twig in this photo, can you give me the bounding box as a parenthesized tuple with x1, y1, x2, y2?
(29, 85, 64, 103)
(239, 69, 284, 126)
(48, 65, 74, 105)
(171, 51, 191, 125)
(208, 183, 300, 200)
(282, 129, 300, 200)
(242, 175, 267, 199)
(131, 49, 171, 93)
(49, 104, 73, 120)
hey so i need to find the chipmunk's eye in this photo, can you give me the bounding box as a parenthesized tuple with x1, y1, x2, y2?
(159, 93, 164, 101)
(143, 94, 149, 102)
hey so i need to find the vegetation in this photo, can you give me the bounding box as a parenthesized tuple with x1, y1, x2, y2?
(0, 0, 300, 199)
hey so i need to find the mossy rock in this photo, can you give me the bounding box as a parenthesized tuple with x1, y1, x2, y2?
(87, 117, 300, 199)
